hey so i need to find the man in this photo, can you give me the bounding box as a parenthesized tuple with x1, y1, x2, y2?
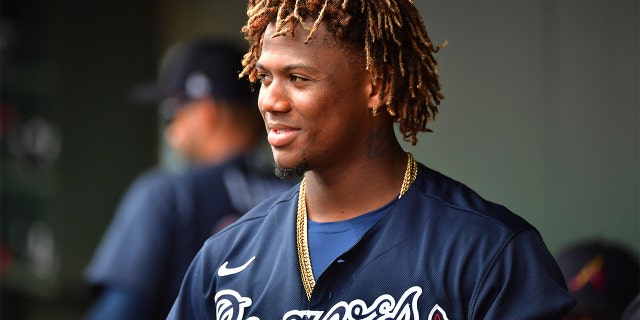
(84, 38, 292, 319)
(168, 1, 575, 319)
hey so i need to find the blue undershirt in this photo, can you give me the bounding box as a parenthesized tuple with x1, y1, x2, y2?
(308, 198, 397, 280)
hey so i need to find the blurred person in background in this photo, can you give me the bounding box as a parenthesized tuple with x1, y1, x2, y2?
(556, 238, 640, 320)
(83, 38, 294, 319)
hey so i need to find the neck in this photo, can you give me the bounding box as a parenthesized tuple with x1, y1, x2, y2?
(303, 145, 408, 222)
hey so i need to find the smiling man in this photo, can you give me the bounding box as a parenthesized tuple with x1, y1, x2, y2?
(167, 1, 575, 319)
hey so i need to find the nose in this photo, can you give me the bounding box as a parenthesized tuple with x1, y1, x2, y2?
(259, 80, 291, 113)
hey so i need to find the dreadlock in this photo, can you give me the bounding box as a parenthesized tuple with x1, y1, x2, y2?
(240, 0, 445, 145)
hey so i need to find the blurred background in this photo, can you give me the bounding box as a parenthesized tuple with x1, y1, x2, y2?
(0, 0, 637, 319)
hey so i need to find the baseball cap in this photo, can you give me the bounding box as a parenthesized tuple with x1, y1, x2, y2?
(130, 38, 256, 118)
(621, 293, 640, 320)
(556, 238, 640, 319)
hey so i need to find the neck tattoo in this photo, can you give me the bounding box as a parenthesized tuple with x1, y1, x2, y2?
(296, 151, 418, 300)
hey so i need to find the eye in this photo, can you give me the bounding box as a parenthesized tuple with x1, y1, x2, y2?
(257, 73, 271, 84)
(289, 74, 309, 82)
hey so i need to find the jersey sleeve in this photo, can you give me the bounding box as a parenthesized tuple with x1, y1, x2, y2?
(84, 171, 176, 296)
(167, 247, 213, 320)
(470, 229, 576, 319)
(84, 285, 151, 320)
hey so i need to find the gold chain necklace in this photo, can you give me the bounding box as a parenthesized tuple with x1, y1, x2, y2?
(296, 151, 418, 300)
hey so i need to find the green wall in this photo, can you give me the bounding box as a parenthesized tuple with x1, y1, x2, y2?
(409, 0, 639, 257)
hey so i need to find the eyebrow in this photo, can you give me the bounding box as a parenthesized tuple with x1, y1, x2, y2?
(256, 62, 318, 73)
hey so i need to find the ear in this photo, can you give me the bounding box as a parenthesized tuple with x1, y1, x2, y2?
(365, 72, 385, 111)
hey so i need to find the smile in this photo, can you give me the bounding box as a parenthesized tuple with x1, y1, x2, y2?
(268, 127, 298, 147)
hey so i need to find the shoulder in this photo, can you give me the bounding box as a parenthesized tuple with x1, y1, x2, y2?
(113, 168, 178, 217)
(409, 162, 534, 235)
(125, 168, 176, 194)
(131, 167, 174, 184)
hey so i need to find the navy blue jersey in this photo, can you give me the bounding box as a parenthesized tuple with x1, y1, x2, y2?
(85, 152, 293, 319)
(168, 163, 575, 319)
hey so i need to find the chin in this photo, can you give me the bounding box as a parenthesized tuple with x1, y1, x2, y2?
(273, 162, 308, 180)
(271, 148, 309, 179)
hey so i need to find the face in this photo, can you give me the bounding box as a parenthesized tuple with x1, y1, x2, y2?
(256, 22, 380, 175)
(164, 100, 208, 162)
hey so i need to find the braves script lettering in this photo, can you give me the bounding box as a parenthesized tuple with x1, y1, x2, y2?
(214, 286, 449, 320)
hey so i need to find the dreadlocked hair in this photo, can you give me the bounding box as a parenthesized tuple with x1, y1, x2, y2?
(241, 0, 445, 145)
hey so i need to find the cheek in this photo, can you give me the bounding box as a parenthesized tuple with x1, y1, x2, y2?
(257, 86, 265, 109)
(334, 68, 371, 106)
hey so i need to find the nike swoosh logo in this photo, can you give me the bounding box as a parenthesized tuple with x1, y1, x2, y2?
(217, 256, 256, 276)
